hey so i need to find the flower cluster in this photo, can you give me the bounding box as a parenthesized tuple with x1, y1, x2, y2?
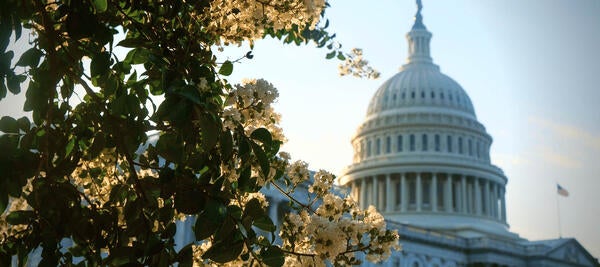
(281, 200, 400, 266)
(338, 48, 381, 79)
(308, 170, 336, 197)
(223, 78, 285, 142)
(199, 0, 326, 45)
(286, 160, 310, 187)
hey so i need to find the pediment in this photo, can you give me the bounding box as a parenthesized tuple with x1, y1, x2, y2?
(545, 239, 599, 266)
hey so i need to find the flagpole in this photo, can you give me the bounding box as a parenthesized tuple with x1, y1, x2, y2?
(556, 186, 562, 238)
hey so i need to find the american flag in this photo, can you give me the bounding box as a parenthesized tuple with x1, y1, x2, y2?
(557, 184, 569, 197)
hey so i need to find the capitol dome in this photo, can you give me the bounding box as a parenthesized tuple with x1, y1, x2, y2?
(339, 3, 516, 239)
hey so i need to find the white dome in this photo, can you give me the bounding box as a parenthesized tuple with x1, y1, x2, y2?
(366, 64, 476, 118)
(339, 5, 514, 240)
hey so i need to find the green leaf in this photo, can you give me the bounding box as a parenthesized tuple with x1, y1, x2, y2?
(337, 52, 346, 60)
(0, 116, 18, 133)
(91, 52, 110, 77)
(6, 210, 34, 225)
(156, 133, 183, 163)
(251, 141, 270, 178)
(15, 48, 43, 68)
(16, 117, 30, 131)
(218, 60, 233, 76)
(194, 198, 226, 240)
(254, 215, 276, 232)
(65, 138, 76, 156)
(0, 188, 7, 213)
(92, 0, 108, 12)
(200, 115, 219, 152)
(203, 237, 244, 263)
(250, 128, 272, 147)
(177, 244, 193, 267)
(260, 246, 284, 267)
(326, 50, 336, 59)
(243, 198, 265, 219)
(6, 74, 25, 94)
(125, 48, 150, 65)
(0, 80, 6, 100)
(88, 133, 105, 159)
(221, 130, 233, 161)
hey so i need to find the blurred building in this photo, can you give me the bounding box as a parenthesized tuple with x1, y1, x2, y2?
(336, 2, 599, 266)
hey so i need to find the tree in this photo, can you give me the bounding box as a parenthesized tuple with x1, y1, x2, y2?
(0, 1, 397, 266)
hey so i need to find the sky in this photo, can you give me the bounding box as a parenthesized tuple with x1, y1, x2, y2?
(2, 0, 599, 259)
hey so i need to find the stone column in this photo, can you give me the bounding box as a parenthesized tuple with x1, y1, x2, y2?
(360, 178, 366, 210)
(416, 173, 422, 212)
(475, 178, 482, 215)
(372, 176, 378, 208)
(500, 187, 507, 222)
(483, 180, 490, 216)
(431, 173, 438, 212)
(461, 175, 467, 213)
(445, 175, 453, 212)
(491, 182, 497, 219)
(385, 174, 393, 212)
(401, 173, 407, 212)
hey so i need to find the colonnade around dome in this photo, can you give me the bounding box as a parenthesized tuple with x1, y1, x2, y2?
(346, 172, 507, 224)
(353, 128, 491, 164)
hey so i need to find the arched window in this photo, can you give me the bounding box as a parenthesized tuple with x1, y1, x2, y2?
(397, 135, 404, 152)
(468, 139, 473, 156)
(447, 135, 453, 153)
(385, 136, 391, 153)
(422, 134, 428, 151)
(435, 134, 440, 151)
(402, 92, 406, 99)
(421, 91, 425, 98)
(367, 140, 372, 157)
(411, 91, 415, 99)
(458, 137, 463, 154)
(409, 134, 416, 151)
(376, 138, 381, 155)
(440, 92, 445, 99)
(431, 91, 435, 98)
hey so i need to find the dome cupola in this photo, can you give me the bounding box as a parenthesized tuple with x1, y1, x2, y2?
(339, 1, 516, 240)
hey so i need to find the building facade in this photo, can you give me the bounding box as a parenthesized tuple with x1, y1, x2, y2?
(337, 2, 599, 267)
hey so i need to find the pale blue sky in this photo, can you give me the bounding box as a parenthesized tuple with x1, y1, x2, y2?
(1, 0, 599, 258)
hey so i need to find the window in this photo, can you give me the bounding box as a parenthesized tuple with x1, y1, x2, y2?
(376, 138, 381, 155)
(449, 94, 453, 101)
(411, 91, 415, 99)
(409, 134, 416, 151)
(476, 141, 481, 158)
(458, 137, 463, 154)
(431, 91, 435, 98)
(401, 92, 406, 99)
(435, 134, 440, 151)
(422, 134, 428, 151)
(367, 140, 372, 157)
(440, 92, 444, 99)
(385, 136, 391, 153)
(468, 139, 473, 156)
(423, 179, 430, 205)
(397, 135, 403, 152)
(421, 91, 425, 98)
(447, 135, 452, 153)
(393, 94, 397, 100)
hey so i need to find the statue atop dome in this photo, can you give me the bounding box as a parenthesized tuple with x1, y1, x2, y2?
(412, 0, 426, 30)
